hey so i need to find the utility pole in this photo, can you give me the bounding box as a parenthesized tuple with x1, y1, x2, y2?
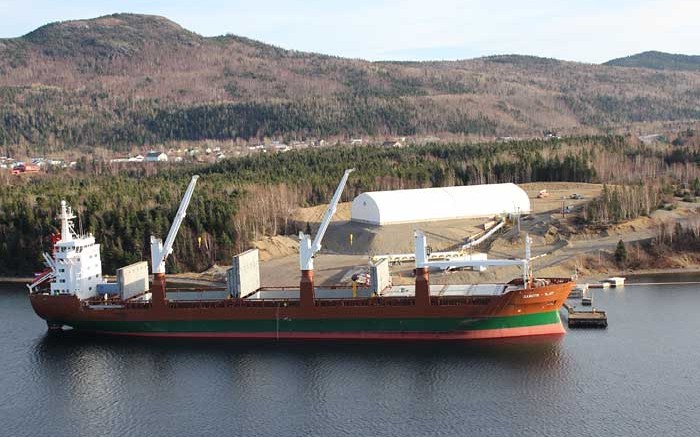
(561, 196, 566, 218)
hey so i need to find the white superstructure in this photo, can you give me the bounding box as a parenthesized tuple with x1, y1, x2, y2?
(48, 201, 103, 299)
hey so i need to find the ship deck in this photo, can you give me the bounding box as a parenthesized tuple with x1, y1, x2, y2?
(382, 283, 520, 297)
(156, 284, 521, 301)
(77, 278, 570, 310)
(145, 283, 521, 302)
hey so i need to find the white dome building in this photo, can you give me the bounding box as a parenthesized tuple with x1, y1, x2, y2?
(351, 183, 530, 225)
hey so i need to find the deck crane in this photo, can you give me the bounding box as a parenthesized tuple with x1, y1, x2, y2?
(298, 168, 354, 307)
(414, 230, 534, 287)
(299, 168, 355, 271)
(150, 175, 199, 275)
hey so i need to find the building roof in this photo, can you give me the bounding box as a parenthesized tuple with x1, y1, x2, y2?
(351, 183, 531, 225)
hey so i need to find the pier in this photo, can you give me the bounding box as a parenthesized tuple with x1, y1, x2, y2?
(562, 303, 608, 328)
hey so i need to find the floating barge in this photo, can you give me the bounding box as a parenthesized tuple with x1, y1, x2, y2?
(563, 303, 607, 328)
(569, 283, 587, 299)
(29, 171, 574, 341)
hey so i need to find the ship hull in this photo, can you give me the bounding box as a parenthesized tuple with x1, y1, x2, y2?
(30, 279, 572, 341)
(91, 312, 565, 340)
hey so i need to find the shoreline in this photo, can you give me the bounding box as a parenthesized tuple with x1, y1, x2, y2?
(577, 266, 700, 283)
(0, 277, 34, 284)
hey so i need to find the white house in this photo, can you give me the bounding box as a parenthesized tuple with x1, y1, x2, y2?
(145, 151, 168, 162)
(381, 140, 403, 148)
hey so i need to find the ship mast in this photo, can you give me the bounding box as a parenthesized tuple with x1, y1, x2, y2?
(58, 200, 76, 242)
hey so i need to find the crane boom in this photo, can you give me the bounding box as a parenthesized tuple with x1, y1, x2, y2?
(150, 175, 199, 274)
(300, 168, 354, 271)
(415, 230, 533, 286)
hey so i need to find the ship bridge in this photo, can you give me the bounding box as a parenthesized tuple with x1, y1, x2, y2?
(48, 201, 103, 299)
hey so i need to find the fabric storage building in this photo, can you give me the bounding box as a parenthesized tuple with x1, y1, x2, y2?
(351, 183, 530, 225)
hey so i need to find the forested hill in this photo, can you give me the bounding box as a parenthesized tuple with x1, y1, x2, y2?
(605, 51, 700, 71)
(2, 14, 700, 151)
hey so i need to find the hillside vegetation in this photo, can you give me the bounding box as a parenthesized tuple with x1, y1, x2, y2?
(605, 51, 700, 71)
(2, 134, 700, 275)
(1, 14, 700, 151)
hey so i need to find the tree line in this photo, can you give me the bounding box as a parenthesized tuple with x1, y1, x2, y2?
(0, 134, 697, 275)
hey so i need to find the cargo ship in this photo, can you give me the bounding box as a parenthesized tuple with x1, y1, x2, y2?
(29, 171, 573, 340)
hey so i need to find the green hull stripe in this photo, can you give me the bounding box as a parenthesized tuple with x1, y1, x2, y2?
(65, 311, 561, 334)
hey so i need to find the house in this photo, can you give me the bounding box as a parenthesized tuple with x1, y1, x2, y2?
(110, 155, 144, 164)
(382, 140, 403, 148)
(639, 134, 665, 145)
(145, 151, 168, 162)
(543, 131, 561, 140)
(47, 159, 65, 167)
(351, 138, 363, 145)
(11, 163, 40, 175)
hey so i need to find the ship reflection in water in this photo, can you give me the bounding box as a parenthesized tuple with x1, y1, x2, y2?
(4, 276, 700, 437)
(30, 332, 570, 437)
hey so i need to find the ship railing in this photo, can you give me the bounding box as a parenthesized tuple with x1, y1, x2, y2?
(123, 301, 152, 310)
(314, 297, 416, 307)
(81, 299, 151, 310)
(166, 287, 227, 292)
(430, 296, 492, 306)
(164, 296, 501, 309)
(167, 298, 302, 310)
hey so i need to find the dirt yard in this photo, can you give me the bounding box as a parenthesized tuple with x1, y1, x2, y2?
(182, 182, 700, 287)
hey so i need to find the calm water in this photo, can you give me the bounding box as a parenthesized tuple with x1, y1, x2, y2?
(2, 275, 700, 437)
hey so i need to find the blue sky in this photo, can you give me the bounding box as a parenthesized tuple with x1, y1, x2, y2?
(1, 0, 698, 63)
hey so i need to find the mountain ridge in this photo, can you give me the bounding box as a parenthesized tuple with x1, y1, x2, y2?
(605, 50, 700, 71)
(1, 14, 699, 151)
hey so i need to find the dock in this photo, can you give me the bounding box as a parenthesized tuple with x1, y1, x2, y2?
(562, 303, 607, 328)
(568, 283, 587, 299)
(590, 276, 626, 289)
(603, 276, 626, 287)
